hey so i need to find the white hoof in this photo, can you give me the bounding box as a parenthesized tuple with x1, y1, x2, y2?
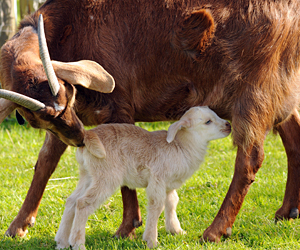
(55, 242, 70, 249)
(146, 239, 158, 249)
(71, 243, 86, 250)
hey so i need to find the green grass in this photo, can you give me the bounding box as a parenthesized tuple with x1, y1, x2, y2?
(0, 118, 299, 249)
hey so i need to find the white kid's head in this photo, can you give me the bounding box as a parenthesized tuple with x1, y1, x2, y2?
(166, 106, 231, 143)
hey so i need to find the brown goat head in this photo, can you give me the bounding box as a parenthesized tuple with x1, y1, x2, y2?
(0, 15, 115, 147)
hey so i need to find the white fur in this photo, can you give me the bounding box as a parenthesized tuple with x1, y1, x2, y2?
(55, 106, 231, 249)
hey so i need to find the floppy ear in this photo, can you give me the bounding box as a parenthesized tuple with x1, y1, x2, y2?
(166, 119, 190, 143)
(84, 130, 106, 159)
(52, 60, 115, 93)
(0, 99, 17, 123)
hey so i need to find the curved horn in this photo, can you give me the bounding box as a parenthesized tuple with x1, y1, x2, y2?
(38, 14, 60, 96)
(0, 89, 45, 111)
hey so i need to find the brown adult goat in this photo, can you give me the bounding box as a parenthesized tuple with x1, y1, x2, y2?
(1, 0, 300, 243)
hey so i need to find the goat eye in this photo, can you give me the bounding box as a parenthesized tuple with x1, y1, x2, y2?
(205, 120, 212, 125)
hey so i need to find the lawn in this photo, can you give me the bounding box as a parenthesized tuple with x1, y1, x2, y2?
(0, 117, 299, 249)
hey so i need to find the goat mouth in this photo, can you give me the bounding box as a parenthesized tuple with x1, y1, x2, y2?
(222, 129, 231, 134)
(67, 139, 84, 147)
(57, 134, 84, 147)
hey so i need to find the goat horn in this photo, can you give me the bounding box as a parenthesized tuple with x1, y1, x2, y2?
(38, 14, 60, 96)
(0, 89, 45, 111)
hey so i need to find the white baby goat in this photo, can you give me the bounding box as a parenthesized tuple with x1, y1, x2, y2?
(55, 106, 231, 250)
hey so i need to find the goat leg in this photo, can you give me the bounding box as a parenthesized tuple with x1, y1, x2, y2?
(275, 109, 300, 220)
(202, 143, 265, 242)
(114, 186, 142, 238)
(5, 132, 67, 237)
(165, 189, 185, 235)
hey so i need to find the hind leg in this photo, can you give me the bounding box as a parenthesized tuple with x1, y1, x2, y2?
(55, 168, 90, 249)
(69, 177, 119, 250)
(114, 186, 142, 238)
(275, 109, 300, 220)
(165, 190, 185, 235)
(143, 180, 166, 248)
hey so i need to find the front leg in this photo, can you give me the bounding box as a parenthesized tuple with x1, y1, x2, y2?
(5, 132, 67, 237)
(202, 143, 265, 242)
(275, 109, 300, 220)
(143, 181, 166, 249)
(55, 168, 90, 249)
(69, 178, 118, 250)
(165, 190, 185, 235)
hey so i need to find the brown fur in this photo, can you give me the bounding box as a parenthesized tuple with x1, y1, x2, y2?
(1, 0, 300, 242)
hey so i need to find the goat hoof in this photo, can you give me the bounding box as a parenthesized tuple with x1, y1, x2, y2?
(289, 208, 299, 219)
(144, 237, 158, 249)
(71, 244, 86, 250)
(133, 218, 142, 228)
(224, 227, 232, 238)
(55, 243, 71, 250)
(179, 229, 187, 235)
(4, 229, 14, 238)
(5, 228, 28, 238)
(28, 216, 35, 227)
(114, 226, 136, 239)
(200, 227, 221, 243)
(112, 234, 119, 239)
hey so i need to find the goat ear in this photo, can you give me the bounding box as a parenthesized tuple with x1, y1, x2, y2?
(84, 130, 106, 159)
(166, 119, 190, 143)
(0, 99, 16, 123)
(52, 60, 115, 93)
(173, 9, 214, 60)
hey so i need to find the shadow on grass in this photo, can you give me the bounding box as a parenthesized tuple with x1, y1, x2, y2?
(0, 235, 56, 250)
(85, 230, 147, 249)
(0, 230, 147, 250)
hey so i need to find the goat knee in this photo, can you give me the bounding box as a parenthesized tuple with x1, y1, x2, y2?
(65, 196, 77, 210)
(76, 197, 92, 211)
